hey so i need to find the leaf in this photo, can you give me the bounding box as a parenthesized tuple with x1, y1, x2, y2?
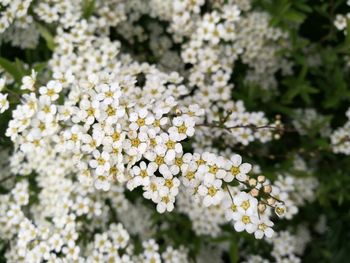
(284, 10, 306, 23)
(0, 57, 23, 82)
(82, 0, 95, 19)
(15, 58, 27, 76)
(36, 23, 55, 51)
(33, 62, 48, 73)
(229, 239, 238, 263)
(294, 2, 312, 13)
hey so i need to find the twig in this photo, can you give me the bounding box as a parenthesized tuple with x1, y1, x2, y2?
(196, 123, 297, 133)
(0, 174, 14, 184)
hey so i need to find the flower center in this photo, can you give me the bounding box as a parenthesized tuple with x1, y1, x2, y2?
(230, 166, 240, 176)
(165, 179, 173, 188)
(136, 118, 145, 126)
(209, 165, 218, 174)
(242, 215, 251, 224)
(178, 124, 187, 134)
(208, 186, 217, 197)
(241, 200, 250, 210)
(140, 170, 147, 178)
(131, 138, 140, 147)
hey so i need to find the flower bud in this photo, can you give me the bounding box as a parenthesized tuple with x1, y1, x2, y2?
(257, 175, 265, 183)
(267, 197, 276, 206)
(250, 188, 259, 197)
(263, 185, 272, 194)
(258, 203, 266, 213)
(248, 178, 257, 187)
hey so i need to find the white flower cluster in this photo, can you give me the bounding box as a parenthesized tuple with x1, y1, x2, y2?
(0, 19, 39, 49)
(331, 107, 350, 154)
(0, 0, 32, 33)
(334, 1, 350, 32)
(193, 101, 275, 147)
(0, 0, 323, 261)
(273, 174, 318, 220)
(118, 201, 155, 239)
(4, 64, 281, 238)
(267, 227, 311, 263)
(292, 108, 331, 137)
(120, 0, 292, 90)
(175, 154, 318, 239)
(244, 226, 312, 263)
(1, 3, 284, 237)
(0, 146, 190, 262)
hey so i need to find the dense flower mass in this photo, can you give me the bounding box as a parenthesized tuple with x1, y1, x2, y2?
(0, 0, 349, 262)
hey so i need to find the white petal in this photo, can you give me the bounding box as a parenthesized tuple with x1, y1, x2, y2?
(240, 163, 252, 173)
(231, 154, 242, 166)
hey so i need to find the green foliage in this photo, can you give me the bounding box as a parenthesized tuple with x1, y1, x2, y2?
(35, 23, 55, 51)
(0, 57, 25, 83)
(82, 0, 96, 19)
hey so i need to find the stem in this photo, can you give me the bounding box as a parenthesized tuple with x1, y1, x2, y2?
(0, 174, 14, 184)
(196, 123, 296, 133)
(225, 184, 234, 202)
(3, 87, 21, 101)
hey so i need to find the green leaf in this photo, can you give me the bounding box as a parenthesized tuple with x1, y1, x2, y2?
(15, 58, 27, 76)
(284, 10, 306, 23)
(36, 23, 55, 51)
(294, 2, 312, 13)
(0, 57, 23, 82)
(33, 62, 48, 73)
(229, 239, 238, 263)
(82, 0, 95, 19)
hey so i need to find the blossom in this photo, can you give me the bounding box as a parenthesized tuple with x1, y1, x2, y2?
(39, 80, 62, 101)
(128, 161, 157, 189)
(0, 93, 9, 113)
(89, 150, 111, 175)
(21, 70, 36, 91)
(228, 154, 252, 182)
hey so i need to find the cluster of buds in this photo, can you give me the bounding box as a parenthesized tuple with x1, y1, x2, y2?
(241, 174, 286, 217)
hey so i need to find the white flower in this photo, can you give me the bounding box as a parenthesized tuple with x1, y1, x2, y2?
(77, 98, 100, 125)
(124, 130, 148, 156)
(102, 124, 125, 149)
(168, 116, 195, 141)
(228, 154, 252, 181)
(39, 80, 62, 101)
(235, 192, 258, 215)
(155, 133, 182, 162)
(254, 217, 274, 239)
(99, 100, 125, 124)
(129, 108, 154, 131)
(158, 174, 181, 197)
(37, 96, 57, 122)
(232, 213, 258, 234)
(275, 203, 287, 218)
(95, 83, 122, 105)
(63, 245, 80, 260)
(198, 179, 224, 207)
(94, 175, 111, 191)
(143, 176, 162, 202)
(21, 70, 36, 91)
(128, 161, 157, 189)
(156, 194, 175, 213)
(89, 150, 111, 175)
(0, 93, 9, 113)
